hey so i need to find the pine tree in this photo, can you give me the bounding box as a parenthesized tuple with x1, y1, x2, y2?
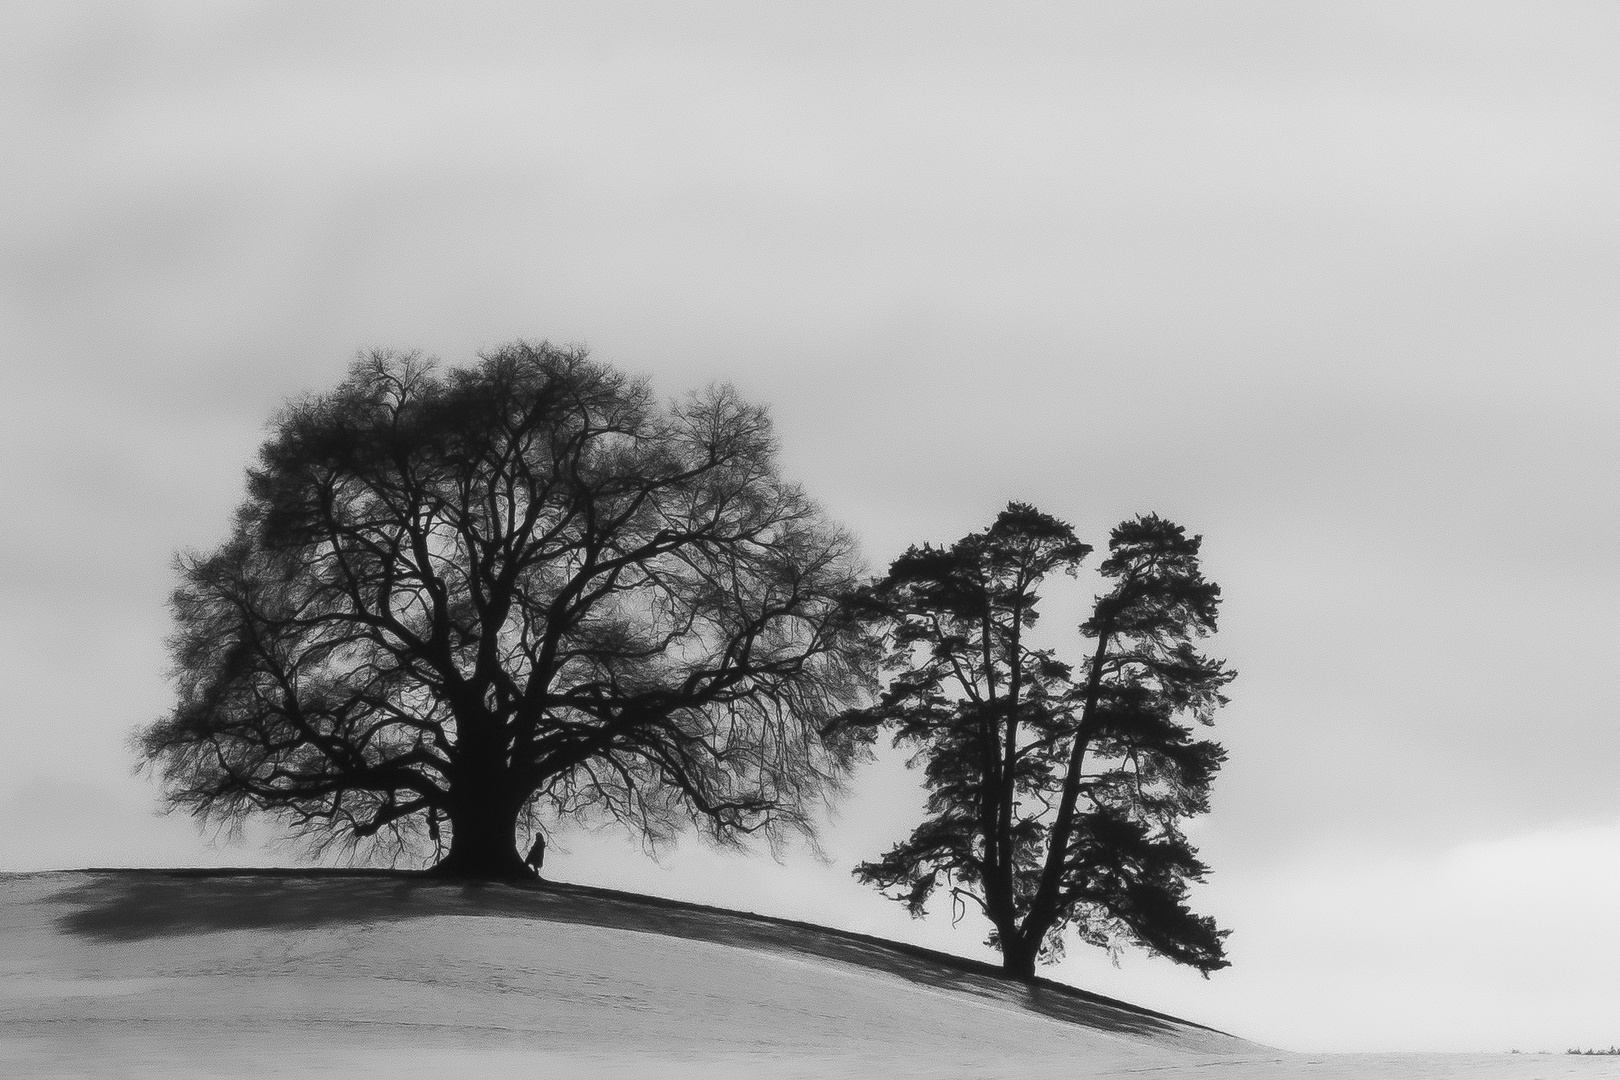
(845, 504, 1233, 977)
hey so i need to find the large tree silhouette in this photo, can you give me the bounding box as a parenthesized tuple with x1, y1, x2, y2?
(844, 505, 1232, 977)
(140, 344, 869, 879)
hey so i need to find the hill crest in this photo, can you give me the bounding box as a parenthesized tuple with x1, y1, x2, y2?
(3, 869, 1275, 1078)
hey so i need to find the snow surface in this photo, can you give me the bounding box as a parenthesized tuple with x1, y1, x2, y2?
(1, 871, 1616, 1078)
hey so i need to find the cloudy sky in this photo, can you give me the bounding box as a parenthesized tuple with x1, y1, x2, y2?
(3, 1, 1618, 1054)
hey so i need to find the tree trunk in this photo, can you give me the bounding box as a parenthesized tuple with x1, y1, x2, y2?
(1000, 932, 1041, 980)
(1003, 956, 1039, 980)
(427, 771, 530, 880)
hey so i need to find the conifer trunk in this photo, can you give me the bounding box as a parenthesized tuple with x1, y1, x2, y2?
(1000, 930, 1041, 980)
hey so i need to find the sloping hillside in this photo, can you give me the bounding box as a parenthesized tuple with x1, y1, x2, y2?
(0, 871, 1609, 1078)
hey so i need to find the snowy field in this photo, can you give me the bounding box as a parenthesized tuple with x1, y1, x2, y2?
(1, 871, 1616, 1079)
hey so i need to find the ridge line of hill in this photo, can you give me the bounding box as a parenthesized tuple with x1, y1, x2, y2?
(41, 866, 1232, 1038)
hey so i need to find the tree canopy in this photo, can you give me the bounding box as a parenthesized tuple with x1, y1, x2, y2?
(842, 504, 1233, 978)
(140, 344, 870, 878)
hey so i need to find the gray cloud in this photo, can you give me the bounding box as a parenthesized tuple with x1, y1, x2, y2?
(3, 1, 1617, 1051)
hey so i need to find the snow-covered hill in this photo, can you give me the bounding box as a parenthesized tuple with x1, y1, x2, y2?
(0, 871, 1613, 1078)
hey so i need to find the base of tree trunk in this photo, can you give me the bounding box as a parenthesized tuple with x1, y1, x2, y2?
(1001, 952, 1040, 981)
(424, 847, 534, 882)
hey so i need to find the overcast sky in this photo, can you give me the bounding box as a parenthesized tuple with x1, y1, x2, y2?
(4, 1, 1619, 1055)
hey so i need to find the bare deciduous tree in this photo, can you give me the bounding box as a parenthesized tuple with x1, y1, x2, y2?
(140, 343, 870, 879)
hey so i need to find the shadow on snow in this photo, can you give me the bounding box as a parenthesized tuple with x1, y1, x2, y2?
(43, 868, 1214, 1041)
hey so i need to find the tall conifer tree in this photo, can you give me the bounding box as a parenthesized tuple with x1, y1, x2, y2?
(846, 505, 1233, 977)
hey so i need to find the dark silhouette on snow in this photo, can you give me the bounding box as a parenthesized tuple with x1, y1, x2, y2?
(525, 833, 547, 875)
(835, 505, 1233, 978)
(138, 344, 870, 879)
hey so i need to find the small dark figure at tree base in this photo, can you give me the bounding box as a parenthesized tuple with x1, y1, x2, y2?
(525, 834, 546, 877)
